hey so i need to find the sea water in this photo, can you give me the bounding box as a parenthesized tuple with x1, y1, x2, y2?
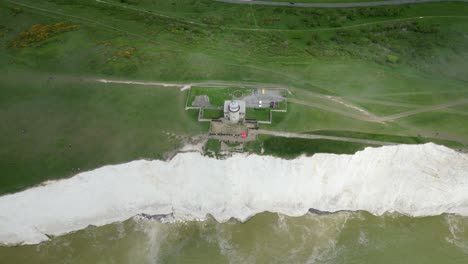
(1, 212, 467, 263)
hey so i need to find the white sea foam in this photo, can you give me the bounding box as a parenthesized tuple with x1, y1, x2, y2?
(445, 214, 468, 253)
(0, 143, 467, 245)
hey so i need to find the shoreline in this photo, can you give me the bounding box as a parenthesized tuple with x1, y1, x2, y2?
(0, 143, 467, 245)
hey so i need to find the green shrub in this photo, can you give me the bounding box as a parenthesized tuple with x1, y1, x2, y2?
(386, 54, 399, 63)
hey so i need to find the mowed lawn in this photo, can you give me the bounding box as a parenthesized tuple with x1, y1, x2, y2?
(0, 77, 208, 194)
(187, 86, 252, 107)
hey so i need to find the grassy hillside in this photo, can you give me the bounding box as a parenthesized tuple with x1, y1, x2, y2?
(246, 135, 370, 159)
(0, 0, 467, 193)
(268, 102, 402, 133)
(264, 0, 389, 2)
(260, 0, 464, 5)
(308, 130, 464, 147)
(0, 76, 208, 194)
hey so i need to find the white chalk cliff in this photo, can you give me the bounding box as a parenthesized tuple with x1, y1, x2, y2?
(0, 143, 467, 245)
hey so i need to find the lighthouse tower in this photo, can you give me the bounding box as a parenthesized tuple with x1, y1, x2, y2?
(223, 100, 246, 123)
(228, 100, 240, 123)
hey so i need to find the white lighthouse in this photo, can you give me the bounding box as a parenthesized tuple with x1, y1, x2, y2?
(224, 100, 246, 123)
(228, 100, 240, 123)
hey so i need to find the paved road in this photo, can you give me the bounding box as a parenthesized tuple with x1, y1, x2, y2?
(216, 0, 468, 8)
(254, 130, 397, 145)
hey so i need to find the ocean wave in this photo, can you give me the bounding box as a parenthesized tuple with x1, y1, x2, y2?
(0, 143, 467, 245)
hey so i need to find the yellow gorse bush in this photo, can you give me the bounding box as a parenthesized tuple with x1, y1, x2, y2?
(10, 21, 80, 48)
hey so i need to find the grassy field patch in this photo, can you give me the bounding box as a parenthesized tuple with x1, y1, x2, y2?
(268, 102, 402, 134)
(0, 76, 208, 194)
(309, 130, 465, 148)
(246, 108, 271, 121)
(247, 135, 370, 159)
(188, 86, 252, 107)
(345, 100, 417, 116)
(203, 109, 224, 119)
(10, 21, 80, 48)
(204, 139, 221, 157)
(397, 111, 468, 143)
(265, 0, 389, 2)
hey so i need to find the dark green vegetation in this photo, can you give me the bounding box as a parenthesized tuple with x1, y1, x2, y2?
(309, 130, 466, 148)
(267, 0, 389, 2)
(246, 135, 369, 158)
(9, 21, 80, 48)
(246, 108, 271, 121)
(0, 0, 467, 193)
(224, 141, 241, 148)
(202, 109, 224, 119)
(1, 0, 467, 81)
(204, 138, 221, 157)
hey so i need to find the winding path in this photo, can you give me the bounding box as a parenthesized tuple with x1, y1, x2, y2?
(289, 97, 468, 122)
(216, 0, 468, 8)
(377, 98, 468, 122)
(288, 98, 381, 122)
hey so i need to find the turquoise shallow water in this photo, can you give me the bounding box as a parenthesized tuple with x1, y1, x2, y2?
(1, 212, 467, 263)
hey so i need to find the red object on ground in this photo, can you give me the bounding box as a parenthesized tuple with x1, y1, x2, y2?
(241, 132, 247, 138)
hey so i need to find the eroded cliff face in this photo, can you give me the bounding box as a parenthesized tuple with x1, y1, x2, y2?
(1, 143, 467, 245)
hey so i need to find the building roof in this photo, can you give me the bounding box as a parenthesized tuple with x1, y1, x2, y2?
(229, 101, 240, 112)
(224, 100, 246, 114)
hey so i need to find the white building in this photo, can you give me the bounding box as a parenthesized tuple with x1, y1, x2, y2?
(224, 100, 246, 123)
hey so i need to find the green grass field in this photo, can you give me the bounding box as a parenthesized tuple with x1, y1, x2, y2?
(203, 109, 224, 119)
(265, 0, 389, 2)
(268, 102, 399, 133)
(0, 76, 208, 194)
(204, 138, 221, 157)
(246, 135, 370, 159)
(246, 108, 271, 121)
(397, 111, 468, 142)
(308, 130, 465, 148)
(187, 86, 252, 107)
(1, 0, 468, 193)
